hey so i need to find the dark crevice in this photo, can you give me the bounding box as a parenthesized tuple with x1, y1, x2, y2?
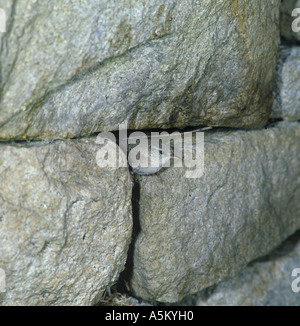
(264, 117, 284, 129)
(115, 175, 141, 296)
(249, 229, 300, 265)
(280, 37, 300, 47)
(1, 117, 299, 144)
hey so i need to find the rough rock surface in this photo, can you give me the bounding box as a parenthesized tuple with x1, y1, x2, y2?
(195, 231, 300, 306)
(0, 0, 280, 140)
(281, 0, 300, 43)
(272, 45, 300, 121)
(130, 122, 300, 302)
(0, 139, 132, 306)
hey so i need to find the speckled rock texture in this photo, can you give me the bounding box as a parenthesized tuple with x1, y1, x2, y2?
(0, 138, 132, 306)
(195, 231, 300, 306)
(130, 121, 300, 303)
(0, 0, 280, 140)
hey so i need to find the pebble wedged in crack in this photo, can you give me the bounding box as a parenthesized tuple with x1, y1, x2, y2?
(0, 0, 280, 140)
(0, 138, 132, 306)
(130, 121, 300, 303)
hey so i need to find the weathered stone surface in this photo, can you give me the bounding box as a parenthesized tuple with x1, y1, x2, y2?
(272, 45, 300, 121)
(0, 0, 280, 140)
(281, 0, 300, 43)
(130, 122, 300, 302)
(195, 231, 300, 306)
(0, 139, 132, 306)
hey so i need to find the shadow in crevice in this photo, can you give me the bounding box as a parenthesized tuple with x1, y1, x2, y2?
(249, 229, 300, 265)
(116, 176, 141, 295)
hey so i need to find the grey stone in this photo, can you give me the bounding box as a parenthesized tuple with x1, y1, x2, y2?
(281, 0, 300, 43)
(130, 122, 300, 302)
(195, 231, 300, 306)
(0, 138, 132, 306)
(272, 45, 300, 121)
(0, 0, 280, 140)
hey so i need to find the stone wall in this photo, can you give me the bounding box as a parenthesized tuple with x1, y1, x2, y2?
(0, 0, 299, 305)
